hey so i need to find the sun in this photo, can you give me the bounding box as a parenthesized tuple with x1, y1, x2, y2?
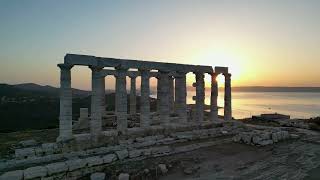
(194, 50, 244, 86)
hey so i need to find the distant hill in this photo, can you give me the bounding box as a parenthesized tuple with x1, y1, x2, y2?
(0, 83, 156, 132)
(13, 83, 90, 97)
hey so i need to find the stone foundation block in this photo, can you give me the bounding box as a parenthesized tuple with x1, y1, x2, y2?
(0, 170, 23, 180)
(86, 156, 104, 167)
(102, 154, 117, 164)
(66, 158, 87, 171)
(46, 162, 68, 175)
(116, 150, 129, 160)
(24, 166, 47, 179)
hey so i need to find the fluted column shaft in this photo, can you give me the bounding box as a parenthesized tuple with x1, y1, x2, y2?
(224, 73, 232, 120)
(168, 76, 174, 113)
(193, 72, 205, 123)
(57, 64, 73, 142)
(115, 68, 128, 133)
(140, 69, 151, 127)
(174, 72, 187, 122)
(129, 76, 137, 115)
(101, 77, 105, 117)
(156, 76, 161, 114)
(90, 66, 104, 136)
(159, 71, 170, 124)
(210, 73, 219, 121)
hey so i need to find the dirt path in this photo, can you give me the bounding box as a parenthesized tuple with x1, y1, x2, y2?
(160, 130, 320, 180)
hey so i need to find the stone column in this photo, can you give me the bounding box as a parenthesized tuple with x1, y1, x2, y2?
(210, 73, 219, 121)
(129, 75, 137, 115)
(101, 77, 106, 117)
(57, 64, 73, 142)
(115, 67, 128, 133)
(140, 69, 151, 127)
(224, 73, 232, 120)
(174, 71, 187, 122)
(159, 71, 170, 124)
(193, 72, 205, 124)
(90, 66, 104, 136)
(156, 75, 161, 114)
(168, 76, 174, 113)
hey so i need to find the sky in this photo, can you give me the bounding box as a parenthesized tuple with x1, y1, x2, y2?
(0, 0, 320, 90)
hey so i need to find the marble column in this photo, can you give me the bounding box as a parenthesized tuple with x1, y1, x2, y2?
(159, 71, 170, 124)
(129, 75, 137, 115)
(101, 77, 106, 117)
(210, 73, 219, 121)
(57, 64, 73, 142)
(168, 76, 175, 113)
(115, 67, 128, 133)
(140, 69, 151, 127)
(156, 75, 161, 114)
(224, 73, 232, 120)
(193, 72, 205, 124)
(174, 71, 187, 122)
(90, 66, 104, 136)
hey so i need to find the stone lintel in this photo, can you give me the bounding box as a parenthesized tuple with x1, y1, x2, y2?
(64, 54, 213, 73)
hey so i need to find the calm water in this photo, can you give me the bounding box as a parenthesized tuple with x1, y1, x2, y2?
(186, 91, 320, 119)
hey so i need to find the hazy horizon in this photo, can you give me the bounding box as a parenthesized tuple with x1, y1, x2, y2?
(1, 0, 320, 89)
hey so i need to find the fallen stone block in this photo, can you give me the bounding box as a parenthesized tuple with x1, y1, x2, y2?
(151, 146, 171, 156)
(158, 164, 168, 174)
(46, 162, 68, 175)
(86, 156, 104, 167)
(66, 158, 87, 171)
(15, 148, 35, 159)
(102, 154, 117, 164)
(129, 149, 144, 158)
(24, 166, 47, 179)
(90, 172, 105, 180)
(118, 173, 129, 180)
(258, 140, 273, 146)
(0, 170, 23, 180)
(19, 139, 37, 147)
(116, 150, 129, 160)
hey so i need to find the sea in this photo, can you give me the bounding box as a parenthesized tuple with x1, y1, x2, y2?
(185, 91, 320, 119)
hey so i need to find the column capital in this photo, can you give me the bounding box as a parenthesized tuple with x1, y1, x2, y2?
(174, 71, 188, 78)
(89, 65, 104, 71)
(57, 63, 73, 70)
(129, 74, 138, 79)
(138, 67, 151, 72)
(223, 73, 232, 79)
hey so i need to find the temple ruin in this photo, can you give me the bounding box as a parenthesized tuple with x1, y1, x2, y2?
(57, 54, 232, 142)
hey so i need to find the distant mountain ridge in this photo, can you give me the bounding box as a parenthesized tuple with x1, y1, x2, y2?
(2, 83, 320, 94)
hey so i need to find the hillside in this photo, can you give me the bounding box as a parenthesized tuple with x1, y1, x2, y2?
(0, 83, 157, 132)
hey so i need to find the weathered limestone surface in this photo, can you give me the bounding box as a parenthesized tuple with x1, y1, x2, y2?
(210, 73, 218, 121)
(194, 72, 205, 123)
(0, 170, 23, 180)
(174, 72, 187, 122)
(91, 172, 106, 180)
(159, 71, 170, 124)
(90, 66, 104, 136)
(140, 69, 150, 128)
(57, 64, 73, 142)
(224, 73, 232, 120)
(168, 76, 174, 113)
(115, 67, 128, 134)
(129, 75, 137, 115)
(24, 166, 48, 179)
(46, 162, 68, 175)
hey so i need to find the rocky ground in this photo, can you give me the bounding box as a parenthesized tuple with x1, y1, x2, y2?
(159, 128, 320, 180)
(1, 119, 320, 180)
